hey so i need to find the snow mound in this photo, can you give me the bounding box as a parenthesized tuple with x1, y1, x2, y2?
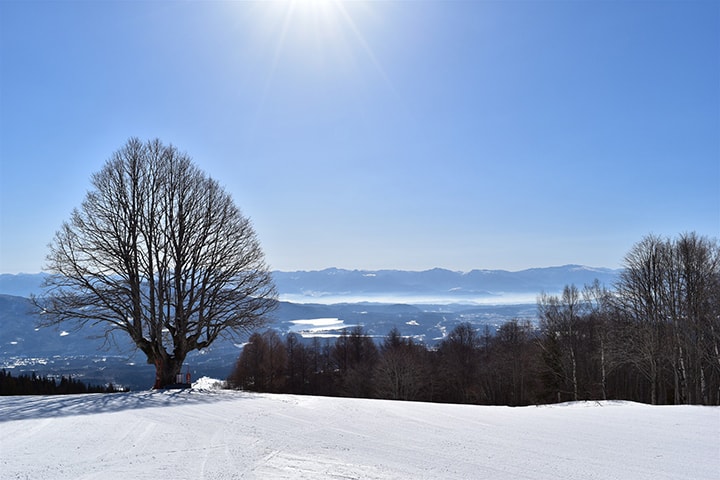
(191, 376, 226, 391)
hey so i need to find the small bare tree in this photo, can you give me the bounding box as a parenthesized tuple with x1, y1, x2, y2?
(582, 280, 614, 401)
(375, 327, 426, 401)
(437, 323, 482, 403)
(538, 285, 585, 402)
(36, 138, 276, 388)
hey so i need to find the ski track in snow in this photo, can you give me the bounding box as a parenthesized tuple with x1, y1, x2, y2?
(0, 387, 718, 480)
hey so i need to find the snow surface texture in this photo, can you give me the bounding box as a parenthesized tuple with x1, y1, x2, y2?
(1, 379, 718, 480)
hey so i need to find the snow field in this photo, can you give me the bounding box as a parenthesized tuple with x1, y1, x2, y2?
(0, 384, 718, 479)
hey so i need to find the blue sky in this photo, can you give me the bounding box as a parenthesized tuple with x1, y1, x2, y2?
(1, 0, 718, 274)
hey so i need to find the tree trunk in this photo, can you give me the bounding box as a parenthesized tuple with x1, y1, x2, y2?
(600, 336, 607, 401)
(152, 355, 186, 389)
(650, 359, 658, 405)
(570, 346, 578, 402)
(675, 334, 688, 404)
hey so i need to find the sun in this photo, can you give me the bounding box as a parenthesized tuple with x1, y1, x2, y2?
(254, 0, 385, 78)
(292, 0, 335, 7)
(291, 0, 337, 9)
(285, 0, 349, 33)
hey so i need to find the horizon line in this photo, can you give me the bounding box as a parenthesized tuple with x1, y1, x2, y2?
(0, 263, 622, 276)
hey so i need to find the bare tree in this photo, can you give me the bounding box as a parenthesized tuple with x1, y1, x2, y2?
(487, 319, 537, 406)
(610, 233, 720, 404)
(669, 233, 719, 404)
(582, 280, 614, 401)
(331, 326, 378, 397)
(285, 333, 312, 394)
(228, 330, 286, 392)
(374, 327, 427, 401)
(612, 234, 671, 404)
(538, 285, 585, 402)
(36, 138, 276, 388)
(437, 323, 482, 403)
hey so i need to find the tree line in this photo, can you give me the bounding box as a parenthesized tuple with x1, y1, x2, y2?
(0, 369, 122, 396)
(229, 232, 720, 406)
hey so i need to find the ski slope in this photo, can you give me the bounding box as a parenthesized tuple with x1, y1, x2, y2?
(1, 379, 717, 479)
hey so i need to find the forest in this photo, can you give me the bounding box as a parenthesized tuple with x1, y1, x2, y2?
(229, 233, 720, 406)
(0, 369, 122, 396)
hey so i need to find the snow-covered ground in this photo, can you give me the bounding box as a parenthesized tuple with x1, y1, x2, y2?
(1, 379, 717, 479)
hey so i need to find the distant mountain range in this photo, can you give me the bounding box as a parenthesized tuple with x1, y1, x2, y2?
(273, 265, 619, 302)
(0, 265, 619, 300)
(0, 273, 50, 298)
(0, 265, 620, 299)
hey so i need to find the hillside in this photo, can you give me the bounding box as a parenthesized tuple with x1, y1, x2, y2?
(0, 266, 620, 390)
(0, 293, 538, 390)
(0, 382, 716, 479)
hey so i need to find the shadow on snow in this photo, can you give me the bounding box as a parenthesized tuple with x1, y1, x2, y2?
(0, 388, 251, 422)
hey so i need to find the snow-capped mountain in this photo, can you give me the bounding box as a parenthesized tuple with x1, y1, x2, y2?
(274, 264, 619, 302)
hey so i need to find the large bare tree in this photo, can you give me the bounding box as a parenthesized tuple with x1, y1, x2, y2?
(36, 138, 277, 388)
(612, 234, 672, 404)
(613, 233, 720, 404)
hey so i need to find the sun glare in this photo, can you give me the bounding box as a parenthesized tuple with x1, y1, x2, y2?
(292, 0, 335, 8)
(285, 0, 351, 37)
(225, 0, 390, 130)
(253, 0, 387, 82)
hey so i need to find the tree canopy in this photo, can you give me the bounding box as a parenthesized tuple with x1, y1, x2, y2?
(37, 138, 277, 388)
